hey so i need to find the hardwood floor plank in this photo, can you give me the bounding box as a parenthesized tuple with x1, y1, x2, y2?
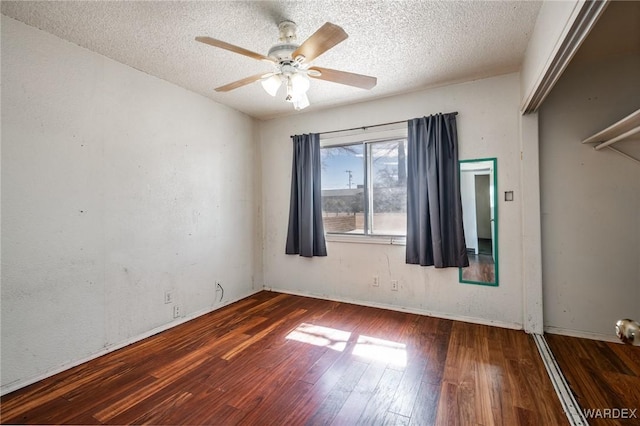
(604, 371, 640, 402)
(331, 362, 387, 425)
(546, 333, 640, 426)
(355, 367, 404, 425)
(455, 359, 479, 424)
(282, 353, 360, 424)
(487, 364, 517, 425)
(610, 343, 640, 376)
(53, 372, 159, 425)
(383, 411, 410, 425)
(505, 358, 536, 411)
(514, 406, 538, 426)
(61, 364, 138, 402)
(221, 308, 307, 360)
(198, 403, 247, 426)
(225, 344, 326, 412)
(150, 338, 238, 379)
(104, 366, 226, 425)
(127, 390, 193, 425)
(486, 330, 519, 426)
(300, 346, 343, 385)
(386, 354, 428, 417)
(0, 361, 126, 421)
(238, 379, 313, 425)
(407, 381, 440, 426)
(471, 371, 494, 426)
(1, 291, 569, 425)
(93, 354, 215, 422)
(0, 396, 73, 425)
(434, 381, 459, 426)
(163, 382, 233, 425)
(166, 316, 261, 361)
(305, 360, 368, 425)
(422, 330, 450, 385)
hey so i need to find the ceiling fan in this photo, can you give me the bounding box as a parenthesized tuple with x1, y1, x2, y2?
(195, 21, 377, 110)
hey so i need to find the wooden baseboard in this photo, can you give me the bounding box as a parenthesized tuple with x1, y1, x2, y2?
(267, 287, 523, 331)
(0, 288, 262, 396)
(544, 326, 621, 343)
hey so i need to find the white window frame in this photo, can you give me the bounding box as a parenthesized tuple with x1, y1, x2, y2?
(320, 124, 408, 246)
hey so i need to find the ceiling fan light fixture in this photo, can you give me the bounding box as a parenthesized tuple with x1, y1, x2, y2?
(289, 72, 310, 96)
(285, 72, 311, 110)
(292, 93, 310, 110)
(197, 21, 376, 111)
(261, 74, 282, 96)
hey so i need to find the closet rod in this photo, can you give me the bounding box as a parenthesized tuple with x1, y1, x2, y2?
(290, 112, 458, 138)
(594, 126, 640, 151)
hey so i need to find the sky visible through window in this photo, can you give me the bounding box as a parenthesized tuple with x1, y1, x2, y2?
(321, 145, 364, 190)
(321, 141, 405, 190)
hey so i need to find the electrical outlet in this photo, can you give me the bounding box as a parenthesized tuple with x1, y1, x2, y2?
(372, 276, 379, 287)
(391, 280, 399, 291)
(164, 290, 173, 304)
(173, 305, 181, 318)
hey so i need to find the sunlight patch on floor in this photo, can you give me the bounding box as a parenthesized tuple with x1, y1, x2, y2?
(286, 323, 351, 352)
(352, 334, 407, 367)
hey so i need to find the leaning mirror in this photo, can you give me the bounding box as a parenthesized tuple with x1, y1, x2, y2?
(459, 158, 498, 286)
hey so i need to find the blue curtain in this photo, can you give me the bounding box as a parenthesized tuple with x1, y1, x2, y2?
(285, 133, 327, 257)
(406, 114, 469, 267)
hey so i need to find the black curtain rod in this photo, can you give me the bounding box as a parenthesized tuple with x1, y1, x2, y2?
(290, 112, 458, 138)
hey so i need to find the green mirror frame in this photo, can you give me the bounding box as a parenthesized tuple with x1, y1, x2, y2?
(458, 158, 499, 286)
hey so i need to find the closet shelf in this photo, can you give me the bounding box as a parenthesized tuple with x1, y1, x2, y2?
(582, 108, 640, 150)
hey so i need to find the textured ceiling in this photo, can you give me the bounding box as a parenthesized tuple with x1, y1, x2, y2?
(1, 1, 542, 120)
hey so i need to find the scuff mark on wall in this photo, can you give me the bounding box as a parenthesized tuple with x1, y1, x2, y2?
(385, 253, 391, 276)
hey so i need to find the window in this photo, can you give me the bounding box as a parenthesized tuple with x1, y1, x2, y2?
(321, 138, 407, 237)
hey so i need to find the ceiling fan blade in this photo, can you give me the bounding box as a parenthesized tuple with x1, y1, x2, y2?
(308, 67, 377, 90)
(292, 22, 348, 63)
(196, 36, 274, 62)
(215, 73, 266, 92)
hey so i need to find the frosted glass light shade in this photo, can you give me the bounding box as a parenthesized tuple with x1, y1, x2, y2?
(293, 93, 310, 110)
(289, 72, 310, 96)
(261, 74, 282, 96)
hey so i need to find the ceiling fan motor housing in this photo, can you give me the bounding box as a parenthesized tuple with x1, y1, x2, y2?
(267, 43, 300, 62)
(267, 20, 302, 63)
(278, 21, 297, 42)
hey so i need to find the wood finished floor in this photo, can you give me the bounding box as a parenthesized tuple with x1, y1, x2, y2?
(461, 254, 495, 283)
(546, 333, 640, 426)
(1, 291, 567, 425)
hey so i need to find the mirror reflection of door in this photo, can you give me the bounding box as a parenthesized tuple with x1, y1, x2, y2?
(459, 159, 498, 286)
(475, 175, 492, 255)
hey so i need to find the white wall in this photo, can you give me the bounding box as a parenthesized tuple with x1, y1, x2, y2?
(260, 73, 525, 328)
(520, 0, 583, 111)
(1, 16, 259, 392)
(539, 53, 640, 339)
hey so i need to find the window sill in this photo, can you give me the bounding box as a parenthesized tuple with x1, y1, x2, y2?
(325, 233, 406, 246)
